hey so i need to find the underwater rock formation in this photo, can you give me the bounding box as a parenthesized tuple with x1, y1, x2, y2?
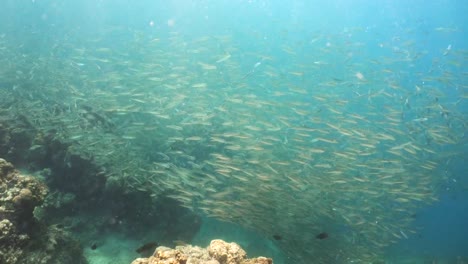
(0, 158, 87, 264)
(131, 239, 272, 264)
(0, 157, 47, 228)
(0, 158, 47, 263)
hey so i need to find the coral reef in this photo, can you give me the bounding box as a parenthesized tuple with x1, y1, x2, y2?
(0, 119, 203, 262)
(131, 239, 273, 264)
(0, 158, 47, 232)
(0, 158, 87, 264)
(0, 158, 47, 263)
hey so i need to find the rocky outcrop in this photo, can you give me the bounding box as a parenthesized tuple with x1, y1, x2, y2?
(0, 158, 46, 263)
(0, 158, 48, 222)
(0, 158, 87, 264)
(131, 239, 273, 264)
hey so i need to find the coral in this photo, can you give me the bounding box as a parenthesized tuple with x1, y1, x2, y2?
(0, 158, 87, 264)
(12, 188, 33, 206)
(0, 158, 15, 178)
(131, 239, 272, 264)
(208, 240, 246, 264)
(0, 158, 48, 227)
(0, 158, 47, 264)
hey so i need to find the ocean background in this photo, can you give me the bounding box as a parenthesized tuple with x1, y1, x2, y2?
(1, 0, 467, 263)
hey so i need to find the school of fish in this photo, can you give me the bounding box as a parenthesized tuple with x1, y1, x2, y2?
(0, 26, 467, 263)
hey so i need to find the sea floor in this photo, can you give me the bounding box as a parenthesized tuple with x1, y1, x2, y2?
(81, 217, 466, 264)
(82, 216, 284, 264)
(83, 232, 141, 264)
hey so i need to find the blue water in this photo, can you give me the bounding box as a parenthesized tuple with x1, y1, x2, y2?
(389, 158, 468, 260)
(1, 0, 467, 263)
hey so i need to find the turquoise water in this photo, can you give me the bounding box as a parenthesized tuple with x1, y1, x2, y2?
(1, 0, 467, 263)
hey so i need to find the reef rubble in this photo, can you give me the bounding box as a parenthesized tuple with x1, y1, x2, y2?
(131, 239, 273, 264)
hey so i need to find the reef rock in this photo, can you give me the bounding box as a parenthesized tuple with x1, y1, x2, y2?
(0, 157, 48, 228)
(0, 158, 87, 264)
(208, 239, 246, 264)
(0, 158, 47, 263)
(131, 239, 272, 264)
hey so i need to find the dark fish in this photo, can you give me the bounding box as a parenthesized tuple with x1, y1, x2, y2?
(272, 234, 282, 240)
(136, 242, 159, 254)
(91, 243, 97, 250)
(316, 232, 329, 240)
